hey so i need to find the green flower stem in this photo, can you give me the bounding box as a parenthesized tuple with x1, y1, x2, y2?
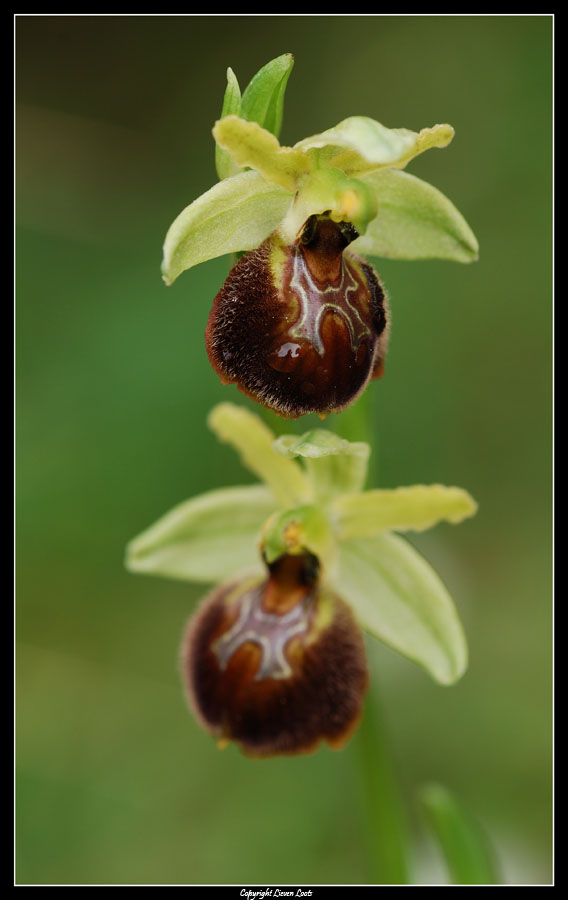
(336, 389, 380, 499)
(336, 388, 373, 445)
(356, 688, 410, 885)
(337, 393, 410, 883)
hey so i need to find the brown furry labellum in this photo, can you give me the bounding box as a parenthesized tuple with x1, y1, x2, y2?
(181, 553, 368, 758)
(205, 214, 390, 418)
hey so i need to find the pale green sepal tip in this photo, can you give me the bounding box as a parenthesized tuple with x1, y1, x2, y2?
(352, 168, 479, 263)
(333, 485, 478, 541)
(161, 170, 292, 285)
(216, 67, 243, 181)
(240, 52, 294, 138)
(336, 533, 468, 685)
(207, 403, 314, 508)
(125, 484, 272, 584)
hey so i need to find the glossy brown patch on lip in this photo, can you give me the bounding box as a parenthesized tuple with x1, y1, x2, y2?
(205, 217, 389, 418)
(181, 558, 368, 758)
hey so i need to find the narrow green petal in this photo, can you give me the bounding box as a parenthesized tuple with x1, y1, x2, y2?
(351, 169, 479, 263)
(208, 403, 314, 507)
(240, 52, 294, 138)
(215, 67, 243, 180)
(274, 429, 370, 501)
(161, 170, 292, 285)
(337, 533, 467, 684)
(332, 485, 478, 540)
(213, 116, 311, 192)
(295, 117, 454, 177)
(125, 485, 273, 583)
(419, 784, 500, 885)
(389, 124, 455, 170)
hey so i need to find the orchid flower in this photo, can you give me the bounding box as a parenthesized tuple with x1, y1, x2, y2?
(161, 54, 478, 418)
(126, 403, 477, 758)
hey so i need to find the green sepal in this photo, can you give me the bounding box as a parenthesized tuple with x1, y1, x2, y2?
(352, 168, 479, 263)
(161, 170, 292, 285)
(419, 784, 500, 885)
(273, 430, 370, 502)
(260, 505, 336, 574)
(208, 403, 314, 507)
(295, 116, 454, 177)
(125, 485, 272, 583)
(336, 533, 468, 685)
(332, 485, 478, 540)
(213, 116, 311, 192)
(215, 67, 242, 180)
(240, 52, 294, 138)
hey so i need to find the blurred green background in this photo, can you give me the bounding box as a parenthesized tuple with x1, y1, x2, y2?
(16, 15, 552, 885)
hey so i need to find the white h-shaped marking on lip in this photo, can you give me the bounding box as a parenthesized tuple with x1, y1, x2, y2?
(289, 250, 371, 356)
(213, 589, 310, 681)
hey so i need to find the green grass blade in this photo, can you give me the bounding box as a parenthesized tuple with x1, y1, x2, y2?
(419, 783, 500, 885)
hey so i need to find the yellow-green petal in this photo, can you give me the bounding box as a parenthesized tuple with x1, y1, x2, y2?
(337, 533, 468, 685)
(332, 485, 478, 540)
(213, 115, 312, 192)
(208, 403, 314, 507)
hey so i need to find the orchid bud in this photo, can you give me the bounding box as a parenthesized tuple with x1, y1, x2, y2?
(205, 214, 390, 418)
(181, 552, 368, 757)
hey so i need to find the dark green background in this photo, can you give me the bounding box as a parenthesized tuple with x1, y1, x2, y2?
(16, 15, 552, 885)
